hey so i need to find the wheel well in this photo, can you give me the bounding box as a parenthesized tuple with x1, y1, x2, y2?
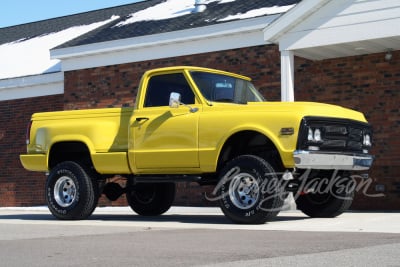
(49, 142, 93, 169)
(218, 131, 283, 171)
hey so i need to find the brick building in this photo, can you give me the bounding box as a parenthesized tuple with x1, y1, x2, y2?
(0, 0, 399, 209)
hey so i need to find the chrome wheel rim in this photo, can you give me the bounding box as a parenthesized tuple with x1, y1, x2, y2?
(229, 173, 260, 209)
(54, 176, 76, 207)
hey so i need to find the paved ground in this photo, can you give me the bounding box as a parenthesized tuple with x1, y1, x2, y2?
(0, 207, 399, 266)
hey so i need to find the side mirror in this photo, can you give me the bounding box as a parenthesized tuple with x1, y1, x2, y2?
(169, 92, 181, 108)
(169, 92, 198, 113)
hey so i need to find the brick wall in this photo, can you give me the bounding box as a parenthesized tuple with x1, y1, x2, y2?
(295, 50, 400, 209)
(63, 44, 282, 110)
(1, 45, 399, 210)
(0, 95, 63, 206)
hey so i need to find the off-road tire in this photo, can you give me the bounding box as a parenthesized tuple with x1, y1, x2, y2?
(218, 155, 285, 224)
(45, 161, 99, 220)
(296, 173, 355, 218)
(126, 182, 175, 216)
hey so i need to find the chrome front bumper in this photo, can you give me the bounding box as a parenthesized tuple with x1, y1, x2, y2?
(293, 150, 374, 171)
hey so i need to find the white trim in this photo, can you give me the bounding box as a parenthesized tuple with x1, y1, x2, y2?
(276, 0, 400, 52)
(51, 16, 277, 71)
(280, 50, 294, 102)
(0, 72, 64, 101)
(263, 0, 329, 44)
(60, 29, 268, 72)
(279, 18, 400, 51)
(264, 0, 400, 58)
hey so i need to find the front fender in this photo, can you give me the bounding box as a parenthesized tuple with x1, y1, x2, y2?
(215, 124, 297, 167)
(199, 113, 300, 172)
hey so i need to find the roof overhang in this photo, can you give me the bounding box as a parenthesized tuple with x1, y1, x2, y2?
(50, 16, 277, 71)
(263, 0, 400, 60)
(0, 72, 63, 101)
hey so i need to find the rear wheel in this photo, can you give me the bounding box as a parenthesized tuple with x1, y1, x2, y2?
(296, 171, 354, 218)
(126, 182, 175, 216)
(217, 155, 285, 224)
(45, 161, 99, 220)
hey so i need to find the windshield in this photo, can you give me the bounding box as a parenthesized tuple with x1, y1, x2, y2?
(190, 71, 265, 104)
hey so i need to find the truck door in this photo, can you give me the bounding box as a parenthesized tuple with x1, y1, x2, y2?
(129, 72, 200, 170)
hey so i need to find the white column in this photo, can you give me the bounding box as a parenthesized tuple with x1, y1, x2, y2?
(280, 50, 295, 102)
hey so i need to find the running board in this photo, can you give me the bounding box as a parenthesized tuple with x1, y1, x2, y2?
(133, 175, 203, 183)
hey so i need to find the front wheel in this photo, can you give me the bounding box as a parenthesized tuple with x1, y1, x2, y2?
(217, 155, 285, 224)
(295, 172, 354, 218)
(45, 161, 99, 220)
(126, 182, 175, 216)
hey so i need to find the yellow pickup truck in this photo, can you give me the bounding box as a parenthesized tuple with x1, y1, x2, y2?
(20, 66, 373, 224)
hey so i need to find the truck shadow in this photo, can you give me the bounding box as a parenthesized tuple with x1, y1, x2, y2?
(0, 212, 309, 224)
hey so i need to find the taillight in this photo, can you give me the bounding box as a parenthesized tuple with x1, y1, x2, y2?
(26, 120, 32, 145)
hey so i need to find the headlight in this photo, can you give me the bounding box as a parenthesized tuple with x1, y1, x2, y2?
(363, 134, 371, 147)
(307, 128, 323, 142)
(314, 129, 322, 142)
(308, 128, 314, 141)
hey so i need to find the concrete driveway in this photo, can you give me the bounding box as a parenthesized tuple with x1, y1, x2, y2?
(0, 207, 399, 266)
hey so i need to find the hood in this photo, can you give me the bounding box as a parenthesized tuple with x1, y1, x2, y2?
(212, 101, 367, 123)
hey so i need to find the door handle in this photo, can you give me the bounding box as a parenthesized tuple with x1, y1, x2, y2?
(136, 117, 149, 122)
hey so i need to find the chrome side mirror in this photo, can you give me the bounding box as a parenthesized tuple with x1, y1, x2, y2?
(169, 92, 198, 113)
(169, 92, 181, 108)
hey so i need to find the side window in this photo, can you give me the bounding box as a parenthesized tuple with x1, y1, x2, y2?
(144, 73, 195, 107)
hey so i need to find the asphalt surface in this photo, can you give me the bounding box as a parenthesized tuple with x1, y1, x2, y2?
(0, 207, 399, 267)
